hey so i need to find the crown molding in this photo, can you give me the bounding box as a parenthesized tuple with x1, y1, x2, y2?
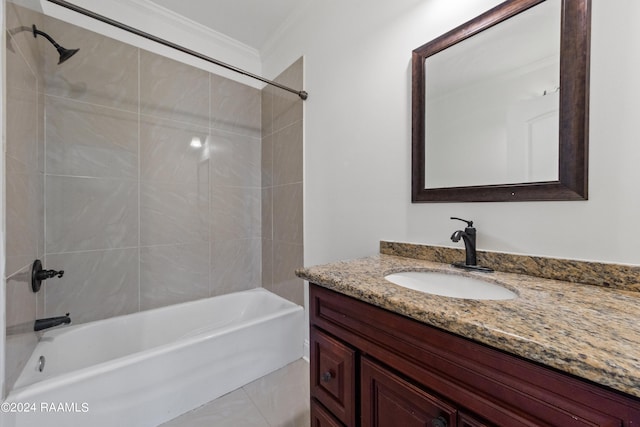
(260, 0, 311, 62)
(42, 0, 262, 78)
(124, 0, 260, 59)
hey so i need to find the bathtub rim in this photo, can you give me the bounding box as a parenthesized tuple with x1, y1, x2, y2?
(7, 288, 303, 399)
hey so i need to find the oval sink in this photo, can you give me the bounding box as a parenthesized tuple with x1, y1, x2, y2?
(384, 271, 516, 300)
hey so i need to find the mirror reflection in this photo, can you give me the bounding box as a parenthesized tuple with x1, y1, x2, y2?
(424, 0, 561, 189)
(412, 0, 590, 203)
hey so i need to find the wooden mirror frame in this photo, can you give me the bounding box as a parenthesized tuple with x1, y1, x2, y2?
(412, 0, 590, 202)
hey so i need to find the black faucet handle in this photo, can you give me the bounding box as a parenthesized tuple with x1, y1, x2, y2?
(450, 217, 473, 227)
(31, 259, 64, 292)
(36, 269, 64, 280)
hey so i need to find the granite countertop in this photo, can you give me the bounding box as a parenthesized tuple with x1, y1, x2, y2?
(296, 253, 640, 399)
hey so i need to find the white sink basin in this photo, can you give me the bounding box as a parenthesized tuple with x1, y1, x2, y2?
(384, 271, 516, 300)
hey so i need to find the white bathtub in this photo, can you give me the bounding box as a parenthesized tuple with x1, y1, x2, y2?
(3, 288, 304, 427)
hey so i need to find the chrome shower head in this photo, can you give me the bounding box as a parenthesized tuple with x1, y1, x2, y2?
(32, 24, 79, 64)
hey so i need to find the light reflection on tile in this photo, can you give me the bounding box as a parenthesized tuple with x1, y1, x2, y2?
(140, 116, 210, 187)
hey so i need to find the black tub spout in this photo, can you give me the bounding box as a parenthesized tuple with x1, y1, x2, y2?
(34, 313, 71, 331)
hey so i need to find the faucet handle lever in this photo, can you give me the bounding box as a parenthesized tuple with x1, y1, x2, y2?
(450, 217, 473, 227)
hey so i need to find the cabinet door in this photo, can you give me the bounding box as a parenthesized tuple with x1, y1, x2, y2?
(311, 327, 356, 427)
(311, 399, 346, 427)
(361, 356, 456, 427)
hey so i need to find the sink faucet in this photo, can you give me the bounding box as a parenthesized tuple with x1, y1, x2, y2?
(450, 217, 493, 272)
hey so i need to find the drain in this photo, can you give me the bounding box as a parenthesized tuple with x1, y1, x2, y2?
(38, 355, 45, 372)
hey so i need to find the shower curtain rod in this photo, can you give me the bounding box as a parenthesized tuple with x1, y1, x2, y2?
(44, 0, 309, 100)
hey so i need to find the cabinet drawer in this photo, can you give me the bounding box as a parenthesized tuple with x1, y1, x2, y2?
(311, 327, 356, 427)
(458, 412, 492, 427)
(361, 356, 456, 427)
(311, 399, 345, 427)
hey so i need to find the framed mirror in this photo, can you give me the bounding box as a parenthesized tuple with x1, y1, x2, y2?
(412, 0, 590, 202)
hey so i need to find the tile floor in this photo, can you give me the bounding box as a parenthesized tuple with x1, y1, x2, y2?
(161, 359, 310, 427)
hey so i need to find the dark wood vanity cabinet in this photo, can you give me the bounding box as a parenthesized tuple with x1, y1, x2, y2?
(309, 284, 640, 427)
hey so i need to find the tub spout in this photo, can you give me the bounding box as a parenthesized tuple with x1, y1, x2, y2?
(34, 313, 71, 332)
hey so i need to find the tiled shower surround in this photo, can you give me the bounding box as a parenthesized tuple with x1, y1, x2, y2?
(261, 58, 304, 306)
(4, 3, 303, 391)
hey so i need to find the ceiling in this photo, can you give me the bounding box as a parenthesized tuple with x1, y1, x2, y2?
(147, 0, 301, 50)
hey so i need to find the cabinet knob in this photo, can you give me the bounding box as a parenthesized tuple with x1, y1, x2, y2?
(431, 416, 448, 427)
(321, 370, 334, 382)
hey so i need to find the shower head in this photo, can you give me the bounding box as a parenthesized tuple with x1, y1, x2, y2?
(32, 24, 79, 64)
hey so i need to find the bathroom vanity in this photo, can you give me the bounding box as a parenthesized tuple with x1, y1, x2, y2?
(298, 243, 640, 426)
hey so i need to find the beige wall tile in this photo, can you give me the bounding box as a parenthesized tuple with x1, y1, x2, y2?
(140, 50, 209, 126)
(45, 249, 139, 324)
(211, 186, 261, 241)
(210, 129, 261, 188)
(273, 183, 303, 245)
(261, 86, 274, 138)
(6, 166, 42, 277)
(140, 116, 210, 186)
(140, 243, 209, 310)
(273, 120, 303, 186)
(6, 87, 38, 173)
(210, 239, 261, 296)
(6, 3, 45, 77)
(140, 181, 208, 246)
(261, 58, 304, 305)
(272, 241, 304, 306)
(42, 15, 138, 111)
(45, 176, 138, 253)
(261, 188, 273, 241)
(6, 267, 37, 331)
(211, 74, 261, 138)
(262, 239, 274, 289)
(261, 133, 274, 187)
(46, 96, 138, 178)
(273, 58, 304, 132)
(5, 5, 46, 391)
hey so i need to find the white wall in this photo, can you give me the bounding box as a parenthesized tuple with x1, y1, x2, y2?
(262, 0, 640, 267)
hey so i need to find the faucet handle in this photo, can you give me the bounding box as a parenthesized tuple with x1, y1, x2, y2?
(450, 217, 473, 227)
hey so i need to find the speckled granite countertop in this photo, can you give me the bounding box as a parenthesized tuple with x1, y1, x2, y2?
(296, 253, 640, 399)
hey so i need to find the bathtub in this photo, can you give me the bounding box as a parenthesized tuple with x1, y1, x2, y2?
(3, 288, 304, 427)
